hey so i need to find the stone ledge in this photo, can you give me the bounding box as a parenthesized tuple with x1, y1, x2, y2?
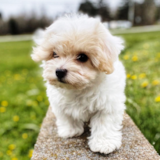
(31, 107, 160, 160)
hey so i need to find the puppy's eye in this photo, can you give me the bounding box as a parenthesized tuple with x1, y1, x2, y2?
(53, 52, 59, 58)
(77, 53, 88, 62)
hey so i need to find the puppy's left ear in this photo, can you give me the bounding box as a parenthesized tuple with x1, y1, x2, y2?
(31, 29, 50, 62)
(92, 28, 124, 74)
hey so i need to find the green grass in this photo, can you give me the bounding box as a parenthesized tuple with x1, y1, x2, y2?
(0, 41, 49, 160)
(119, 31, 160, 154)
(0, 31, 160, 159)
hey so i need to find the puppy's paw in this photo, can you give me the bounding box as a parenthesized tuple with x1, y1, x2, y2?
(58, 125, 84, 138)
(88, 137, 121, 154)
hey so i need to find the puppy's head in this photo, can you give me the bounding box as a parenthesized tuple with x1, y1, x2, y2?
(31, 15, 124, 89)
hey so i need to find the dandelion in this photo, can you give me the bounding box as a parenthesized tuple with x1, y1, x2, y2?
(155, 96, 160, 102)
(45, 100, 49, 106)
(37, 95, 43, 102)
(6, 150, 12, 156)
(141, 81, 148, 88)
(132, 55, 138, 62)
(12, 157, 18, 160)
(139, 73, 146, 79)
(155, 58, 159, 62)
(0, 151, 3, 157)
(22, 133, 28, 139)
(13, 115, 19, 122)
(127, 74, 131, 78)
(152, 80, 159, 86)
(14, 74, 20, 80)
(156, 53, 160, 58)
(28, 149, 33, 158)
(123, 55, 129, 60)
(1, 100, 8, 107)
(26, 100, 33, 106)
(0, 107, 6, 113)
(131, 75, 137, 80)
(8, 144, 16, 150)
(32, 101, 38, 107)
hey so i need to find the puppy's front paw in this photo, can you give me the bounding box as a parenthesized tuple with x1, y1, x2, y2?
(88, 137, 121, 154)
(58, 125, 84, 138)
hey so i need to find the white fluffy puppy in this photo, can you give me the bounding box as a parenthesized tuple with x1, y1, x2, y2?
(31, 15, 126, 154)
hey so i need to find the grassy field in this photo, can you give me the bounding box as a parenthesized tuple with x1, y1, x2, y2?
(0, 41, 49, 160)
(0, 31, 160, 159)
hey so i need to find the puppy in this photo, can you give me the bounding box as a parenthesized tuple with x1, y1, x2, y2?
(31, 15, 126, 154)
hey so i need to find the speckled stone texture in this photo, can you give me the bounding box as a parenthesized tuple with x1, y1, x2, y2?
(32, 107, 160, 160)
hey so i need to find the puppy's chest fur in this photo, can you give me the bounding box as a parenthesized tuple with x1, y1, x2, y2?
(47, 83, 106, 122)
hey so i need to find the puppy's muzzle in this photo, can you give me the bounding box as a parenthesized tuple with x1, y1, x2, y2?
(56, 69, 67, 82)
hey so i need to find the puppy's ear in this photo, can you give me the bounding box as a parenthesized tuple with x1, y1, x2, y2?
(92, 29, 124, 74)
(31, 29, 51, 62)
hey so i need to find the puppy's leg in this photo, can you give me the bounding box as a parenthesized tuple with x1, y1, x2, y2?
(56, 113, 84, 138)
(88, 108, 124, 154)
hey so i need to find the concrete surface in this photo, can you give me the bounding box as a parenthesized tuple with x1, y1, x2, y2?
(31, 107, 160, 160)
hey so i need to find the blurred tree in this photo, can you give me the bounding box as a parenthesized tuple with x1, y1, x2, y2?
(134, 0, 157, 25)
(78, 0, 98, 17)
(98, 0, 111, 21)
(142, 0, 157, 25)
(8, 18, 19, 35)
(0, 12, 2, 19)
(117, 0, 129, 20)
(155, 6, 160, 21)
(78, 0, 111, 21)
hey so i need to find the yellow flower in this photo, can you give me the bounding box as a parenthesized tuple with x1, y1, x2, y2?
(32, 101, 38, 107)
(141, 81, 148, 88)
(1, 100, 8, 107)
(14, 74, 20, 80)
(123, 55, 129, 60)
(155, 58, 159, 62)
(157, 53, 160, 58)
(37, 96, 43, 102)
(8, 144, 16, 150)
(45, 100, 49, 106)
(155, 96, 160, 102)
(28, 149, 33, 158)
(13, 115, 19, 122)
(0, 151, 3, 157)
(127, 74, 131, 78)
(152, 80, 159, 86)
(22, 133, 28, 139)
(131, 75, 137, 80)
(26, 100, 32, 106)
(0, 107, 6, 113)
(139, 73, 146, 79)
(12, 157, 18, 160)
(6, 150, 12, 156)
(132, 55, 138, 61)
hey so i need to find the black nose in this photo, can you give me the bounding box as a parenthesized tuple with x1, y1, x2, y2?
(56, 69, 67, 79)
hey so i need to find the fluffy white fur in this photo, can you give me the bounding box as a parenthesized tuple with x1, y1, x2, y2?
(31, 14, 126, 154)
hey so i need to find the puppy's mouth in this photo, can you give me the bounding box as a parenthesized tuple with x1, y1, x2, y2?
(58, 78, 66, 83)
